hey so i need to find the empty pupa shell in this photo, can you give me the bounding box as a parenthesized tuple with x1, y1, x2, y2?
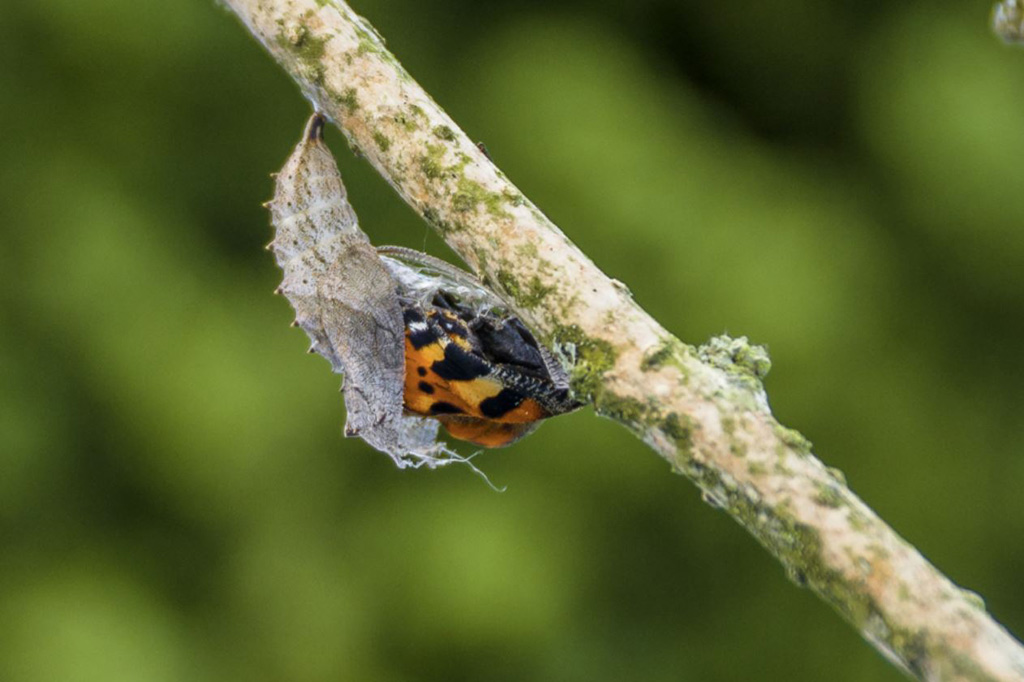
(267, 113, 453, 468)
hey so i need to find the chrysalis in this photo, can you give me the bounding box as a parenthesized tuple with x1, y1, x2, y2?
(266, 114, 578, 470)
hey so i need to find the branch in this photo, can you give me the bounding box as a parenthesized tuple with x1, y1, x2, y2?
(223, 1, 1024, 679)
(994, 0, 1024, 43)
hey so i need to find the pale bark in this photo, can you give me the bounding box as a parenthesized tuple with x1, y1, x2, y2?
(994, 0, 1024, 43)
(222, 1, 1024, 679)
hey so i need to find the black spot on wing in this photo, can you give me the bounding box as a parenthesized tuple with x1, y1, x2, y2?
(473, 317, 546, 375)
(402, 307, 425, 325)
(506, 317, 541, 350)
(417, 381, 435, 395)
(417, 366, 427, 377)
(432, 291, 478, 322)
(408, 327, 439, 350)
(402, 306, 440, 350)
(431, 310, 469, 338)
(430, 343, 491, 381)
(429, 401, 464, 415)
(478, 388, 525, 419)
(431, 292, 458, 311)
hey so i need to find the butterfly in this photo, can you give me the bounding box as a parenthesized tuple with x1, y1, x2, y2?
(380, 246, 579, 447)
(266, 113, 578, 469)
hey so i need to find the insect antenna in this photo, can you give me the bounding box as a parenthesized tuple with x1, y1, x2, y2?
(376, 245, 486, 292)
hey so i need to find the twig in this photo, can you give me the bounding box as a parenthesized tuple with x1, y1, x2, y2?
(994, 0, 1024, 43)
(222, 1, 1024, 679)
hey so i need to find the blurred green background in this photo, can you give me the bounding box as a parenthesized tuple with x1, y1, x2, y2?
(1, 0, 1022, 680)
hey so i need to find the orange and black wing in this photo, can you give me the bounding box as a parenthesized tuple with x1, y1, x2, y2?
(401, 304, 576, 447)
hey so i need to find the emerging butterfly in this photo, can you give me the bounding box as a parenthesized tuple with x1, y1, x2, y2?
(382, 246, 579, 447)
(266, 113, 579, 469)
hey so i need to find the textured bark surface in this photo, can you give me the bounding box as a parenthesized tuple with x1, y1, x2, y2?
(224, 1, 1024, 679)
